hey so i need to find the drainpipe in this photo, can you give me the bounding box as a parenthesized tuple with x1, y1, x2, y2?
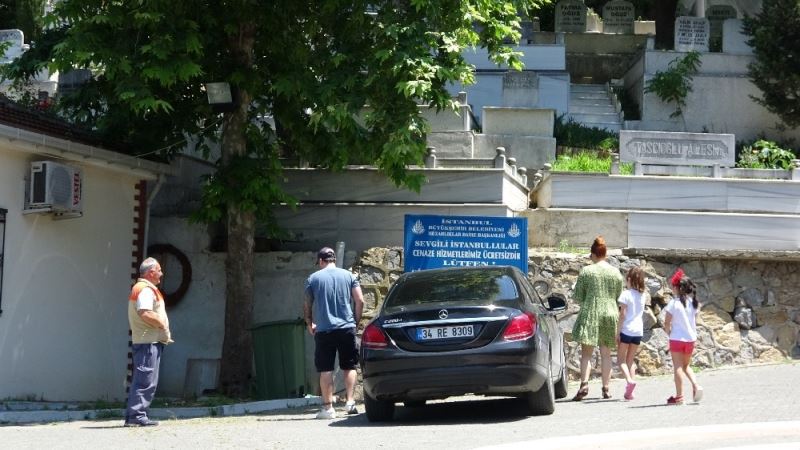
(695, 0, 706, 17)
(143, 175, 165, 258)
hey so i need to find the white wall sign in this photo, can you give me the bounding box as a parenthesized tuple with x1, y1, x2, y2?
(674, 16, 710, 52)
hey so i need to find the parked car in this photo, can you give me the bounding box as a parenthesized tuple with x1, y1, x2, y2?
(359, 265, 568, 422)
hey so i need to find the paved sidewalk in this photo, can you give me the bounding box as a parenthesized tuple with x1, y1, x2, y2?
(0, 396, 322, 425)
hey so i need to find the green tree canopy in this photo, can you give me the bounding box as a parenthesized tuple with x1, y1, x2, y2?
(3, 0, 548, 395)
(743, 0, 800, 128)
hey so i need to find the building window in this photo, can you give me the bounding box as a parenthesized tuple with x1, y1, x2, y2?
(0, 207, 5, 317)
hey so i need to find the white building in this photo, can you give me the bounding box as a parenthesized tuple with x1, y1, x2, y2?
(0, 97, 172, 401)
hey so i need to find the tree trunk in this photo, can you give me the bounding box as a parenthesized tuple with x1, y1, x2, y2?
(654, 0, 679, 50)
(218, 21, 256, 398)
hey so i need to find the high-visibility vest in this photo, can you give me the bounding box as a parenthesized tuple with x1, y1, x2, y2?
(128, 279, 169, 344)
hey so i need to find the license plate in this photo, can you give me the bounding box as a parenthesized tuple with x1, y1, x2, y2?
(416, 325, 474, 341)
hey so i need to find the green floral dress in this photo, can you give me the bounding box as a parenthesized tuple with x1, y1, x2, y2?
(572, 260, 624, 348)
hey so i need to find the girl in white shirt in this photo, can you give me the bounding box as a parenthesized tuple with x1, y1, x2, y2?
(617, 266, 646, 400)
(663, 269, 703, 405)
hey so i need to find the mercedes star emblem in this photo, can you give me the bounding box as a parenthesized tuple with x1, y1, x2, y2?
(438, 309, 448, 320)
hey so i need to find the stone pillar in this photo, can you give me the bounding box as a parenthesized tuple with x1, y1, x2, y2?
(634, 161, 643, 176)
(695, 0, 706, 18)
(518, 167, 528, 186)
(458, 91, 471, 131)
(425, 147, 437, 168)
(494, 147, 507, 168)
(712, 163, 721, 178)
(610, 153, 620, 175)
(508, 157, 518, 177)
(791, 159, 800, 181)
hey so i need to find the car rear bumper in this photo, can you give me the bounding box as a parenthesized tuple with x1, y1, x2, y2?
(361, 344, 551, 402)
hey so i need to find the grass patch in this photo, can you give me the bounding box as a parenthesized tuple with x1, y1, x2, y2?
(95, 409, 124, 420)
(557, 239, 589, 254)
(552, 151, 633, 174)
(151, 395, 245, 408)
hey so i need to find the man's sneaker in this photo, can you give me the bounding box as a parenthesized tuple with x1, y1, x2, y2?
(345, 401, 358, 415)
(124, 418, 159, 427)
(666, 395, 684, 405)
(693, 386, 704, 403)
(315, 407, 336, 419)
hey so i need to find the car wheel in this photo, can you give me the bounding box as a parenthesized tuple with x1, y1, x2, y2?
(525, 364, 555, 416)
(554, 346, 569, 399)
(364, 392, 395, 422)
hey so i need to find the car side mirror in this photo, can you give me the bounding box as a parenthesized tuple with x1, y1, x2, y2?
(546, 294, 567, 312)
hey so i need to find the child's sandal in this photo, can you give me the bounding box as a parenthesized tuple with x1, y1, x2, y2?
(572, 382, 589, 401)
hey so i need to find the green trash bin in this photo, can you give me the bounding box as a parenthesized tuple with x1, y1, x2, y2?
(251, 319, 308, 400)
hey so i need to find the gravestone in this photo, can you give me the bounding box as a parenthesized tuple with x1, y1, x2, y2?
(619, 130, 736, 167)
(0, 29, 24, 62)
(603, 0, 635, 34)
(555, 0, 587, 33)
(502, 72, 538, 108)
(722, 19, 752, 55)
(674, 16, 709, 52)
(706, 4, 738, 49)
(520, 21, 536, 44)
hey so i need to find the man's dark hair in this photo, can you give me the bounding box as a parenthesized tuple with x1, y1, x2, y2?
(317, 247, 336, 262)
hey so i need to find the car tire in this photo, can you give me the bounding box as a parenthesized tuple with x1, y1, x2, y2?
(403, 400, 426, 408)
(554, 346, 569, 399)
(525, 364, 555, 416)
(364, 393, 395, 422)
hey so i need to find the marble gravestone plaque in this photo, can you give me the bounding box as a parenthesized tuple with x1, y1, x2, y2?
(0, 29, 24, 62)
(502, 72, 538, 107)
(706, 4, 738, 44)
(619, 130, 736, 167)
(603, 0, 635, 34)
(555, 0, 587, 33)
(674, 16, 709, 52)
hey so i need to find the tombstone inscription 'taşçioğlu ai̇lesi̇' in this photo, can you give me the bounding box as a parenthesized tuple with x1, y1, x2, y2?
(619, 130, 735, 167)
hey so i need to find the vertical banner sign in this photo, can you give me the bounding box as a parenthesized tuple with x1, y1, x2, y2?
(404, 214, 528, 272)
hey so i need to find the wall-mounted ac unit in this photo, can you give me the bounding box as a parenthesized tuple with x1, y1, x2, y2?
(27, 161, 83, 213)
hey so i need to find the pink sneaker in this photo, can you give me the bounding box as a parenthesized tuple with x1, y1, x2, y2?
(624, 382, 636, 400)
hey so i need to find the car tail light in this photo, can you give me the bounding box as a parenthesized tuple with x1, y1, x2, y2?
(502, 312, 537, 341)
(362, 323, 389, 349)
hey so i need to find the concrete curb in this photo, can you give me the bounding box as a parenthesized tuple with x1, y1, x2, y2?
(0, 397, 323, 425)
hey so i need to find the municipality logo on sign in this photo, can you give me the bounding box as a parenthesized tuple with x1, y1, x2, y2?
(507, 223, 521, 238)
(412, 220, 425, 235)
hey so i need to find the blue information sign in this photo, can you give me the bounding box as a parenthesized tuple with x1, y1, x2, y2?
(403, 214, 528, 272)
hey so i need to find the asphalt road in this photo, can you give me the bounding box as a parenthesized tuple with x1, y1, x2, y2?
(3, 362, 799, 449)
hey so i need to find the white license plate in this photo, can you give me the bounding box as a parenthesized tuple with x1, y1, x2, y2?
(416, 325, 474, 341)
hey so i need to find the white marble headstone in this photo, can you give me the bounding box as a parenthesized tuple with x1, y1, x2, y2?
(603, 0, 635, 34)
(722, 19, 752, 55)
(502, 72, 539, 108)
(555, 0, 587, 33)
(619, 130, 736, 167)
(0, 29, 25, 62)
(674, 16, 709, 52)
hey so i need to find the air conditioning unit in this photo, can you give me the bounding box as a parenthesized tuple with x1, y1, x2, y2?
(27, 161, 83, 213)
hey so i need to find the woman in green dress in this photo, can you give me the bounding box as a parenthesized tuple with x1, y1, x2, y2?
(571, 236, 624, 401)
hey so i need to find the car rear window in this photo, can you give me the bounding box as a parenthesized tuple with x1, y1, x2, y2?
(384, 269, 520, 310)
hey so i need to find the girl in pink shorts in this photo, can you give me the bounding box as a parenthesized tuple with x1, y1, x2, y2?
(663, 269, 703, 405)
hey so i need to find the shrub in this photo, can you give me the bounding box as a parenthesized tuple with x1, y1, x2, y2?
(554, 115, 618, 152)
(736, 140, 797, 170)
(644, 51, 701, 121)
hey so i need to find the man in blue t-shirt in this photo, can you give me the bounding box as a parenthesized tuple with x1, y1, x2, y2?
(303, 247, 364, 419)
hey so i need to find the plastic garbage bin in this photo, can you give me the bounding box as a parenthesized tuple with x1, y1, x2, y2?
(251, 319, 308, 400)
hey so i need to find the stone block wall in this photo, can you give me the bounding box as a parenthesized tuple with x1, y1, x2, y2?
(351, 247, 798, 384)
(530, 251, 798, 378)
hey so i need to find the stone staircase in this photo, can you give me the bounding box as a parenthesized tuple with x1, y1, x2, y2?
(568, 84, 622, 133)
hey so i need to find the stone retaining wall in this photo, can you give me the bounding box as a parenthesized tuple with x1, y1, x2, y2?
(352, 247, 798, 381)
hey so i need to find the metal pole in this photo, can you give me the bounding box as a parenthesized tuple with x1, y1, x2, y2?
(0, 208, 6, 317)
